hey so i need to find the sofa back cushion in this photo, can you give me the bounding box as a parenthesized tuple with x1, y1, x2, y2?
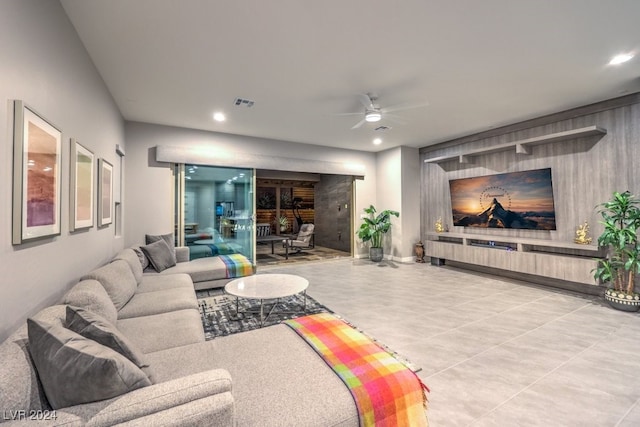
(81, 260, 137, 311)
(28, 318, 151, 409)
(62, 279, 118, 325)
(113, 248, 144, 284)
(0, 305, 66, 414)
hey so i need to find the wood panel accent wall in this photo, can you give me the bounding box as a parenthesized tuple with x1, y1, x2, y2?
(419, 93, 640, 287)
(256, 179, 315, 234)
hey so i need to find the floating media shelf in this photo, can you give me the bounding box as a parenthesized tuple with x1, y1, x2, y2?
(423, 126, 607, 164)
(425, 231, 604, 285)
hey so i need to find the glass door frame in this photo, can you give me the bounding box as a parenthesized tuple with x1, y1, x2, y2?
(174, 163, 256, 263)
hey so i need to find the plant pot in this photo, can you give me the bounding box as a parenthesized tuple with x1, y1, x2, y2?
(370, 247, 384, 262)
(604, 289, 640, 312)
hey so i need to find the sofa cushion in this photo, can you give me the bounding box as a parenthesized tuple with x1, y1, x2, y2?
(156, 256, 229, 282)
(113, 248, 144, 284)
(65, 306, 155, 383)
(62, 279, 118, 325)
(82, 260, 137, 311)
(137, 273, 194, 293)
(117, 287, 198, 319)
(27, 318, 151, 409)
(117, 309, 205, 354)
(132, 246, 150, 270)
(141, 239, 176, 273)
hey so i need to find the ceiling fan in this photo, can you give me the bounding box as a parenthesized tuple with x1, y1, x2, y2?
(338, 93, 429, 130)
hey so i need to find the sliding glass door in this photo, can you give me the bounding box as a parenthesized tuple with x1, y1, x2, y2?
(175, 164, 255, 262)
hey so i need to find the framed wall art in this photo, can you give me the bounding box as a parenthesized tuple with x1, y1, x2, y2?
(98, 158, 113, 227)
(12, 100, 62, 245)
(70, 139, 95, 231)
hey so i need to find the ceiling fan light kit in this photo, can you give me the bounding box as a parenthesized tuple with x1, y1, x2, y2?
(365, 111, 382, 122)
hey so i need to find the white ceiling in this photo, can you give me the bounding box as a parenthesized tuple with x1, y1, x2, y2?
(61, 0, 640, 153)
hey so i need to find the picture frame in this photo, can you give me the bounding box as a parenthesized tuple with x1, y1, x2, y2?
(98, 158, 114, 227)
(70, 139, 95, 231)
(12, 100, 62, 244)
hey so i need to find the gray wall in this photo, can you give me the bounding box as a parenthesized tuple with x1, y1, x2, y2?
(0, 0, 124, 341)
(314, 174, 353, 252)
(420, 94, 640, 244)
(124, 121, 379, 257)
(373, 146, 422, 261)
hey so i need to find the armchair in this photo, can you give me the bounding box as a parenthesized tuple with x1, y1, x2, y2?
(283, 224, 315, 259)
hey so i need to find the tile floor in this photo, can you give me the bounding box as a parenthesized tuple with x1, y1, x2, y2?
(258, 258, 640, 427)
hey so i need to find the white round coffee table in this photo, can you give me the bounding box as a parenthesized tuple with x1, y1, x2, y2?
(224, 274, 309, 326)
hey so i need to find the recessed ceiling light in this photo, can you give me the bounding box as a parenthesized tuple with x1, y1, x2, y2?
(213, 112, 226, 122)
(609, 53, 634, 65)
(373, 138, 382, 145)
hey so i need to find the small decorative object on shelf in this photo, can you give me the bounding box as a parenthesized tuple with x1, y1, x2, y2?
(435, 217, 444, 233)
(415, 241, 425, 263)
(574, 220, 592, 244)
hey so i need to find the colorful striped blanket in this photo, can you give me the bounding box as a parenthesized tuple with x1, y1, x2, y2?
(205, 242, 241, 256)
(285, 313, 429, 426)
(219, 254, 254, 278)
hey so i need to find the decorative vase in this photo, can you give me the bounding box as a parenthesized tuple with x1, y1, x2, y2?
(370, 247, 384, 262)
(604, 289, 640, 312)
(415, 241, 425, 263)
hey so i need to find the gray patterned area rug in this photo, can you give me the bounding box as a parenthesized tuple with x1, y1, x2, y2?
(197, 289, 332, 339)
(196, 289, 421, 372)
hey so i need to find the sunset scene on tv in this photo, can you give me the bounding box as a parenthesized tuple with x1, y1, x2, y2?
(449, 168, 557, 230)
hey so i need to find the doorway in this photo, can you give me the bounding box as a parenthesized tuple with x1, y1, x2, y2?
(175, 164, 255, 262)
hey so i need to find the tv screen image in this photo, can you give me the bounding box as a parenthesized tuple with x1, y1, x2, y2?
(449, 168, 557, 230)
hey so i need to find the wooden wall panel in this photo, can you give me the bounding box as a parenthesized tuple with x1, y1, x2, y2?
(420, 95, 640, 288)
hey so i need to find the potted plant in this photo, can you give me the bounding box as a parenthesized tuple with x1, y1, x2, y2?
(593, 191, 640, 311)
(356, 205, 399, 262)
(277, 215, 289, 233)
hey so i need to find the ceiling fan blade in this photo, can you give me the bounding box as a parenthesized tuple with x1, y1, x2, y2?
(382, 101, 429, 114)
(333, 111, 362, 117)
(351, 118, 367, 129)
(357, 93, 375, 109)
(384, 114, 407, 126)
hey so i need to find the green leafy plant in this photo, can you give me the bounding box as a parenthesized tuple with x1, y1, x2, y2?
(356, 205, 400, 248)
(593, 191, 640, 295)
(277, 215, 289, 230)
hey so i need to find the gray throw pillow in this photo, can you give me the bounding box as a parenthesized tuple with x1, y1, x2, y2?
(145, 233, 175, 249)
(65, 306, 155, 383)
(141, 239, 177, 272)
(27, 318, 151, 409)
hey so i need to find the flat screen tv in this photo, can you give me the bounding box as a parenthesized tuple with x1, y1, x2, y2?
(449, 168, 557, 230)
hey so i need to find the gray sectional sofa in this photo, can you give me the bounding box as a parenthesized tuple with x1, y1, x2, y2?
(0, 247, 358, 426)
(144, 246, 255, 291)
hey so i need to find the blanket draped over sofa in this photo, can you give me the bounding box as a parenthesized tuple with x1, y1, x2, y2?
(285, 313, 429, 427)
(219, 254, 254, 278)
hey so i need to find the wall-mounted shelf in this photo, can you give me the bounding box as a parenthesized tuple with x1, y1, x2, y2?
(423, 125, 607, 164)
(425, 231, 604, 285)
